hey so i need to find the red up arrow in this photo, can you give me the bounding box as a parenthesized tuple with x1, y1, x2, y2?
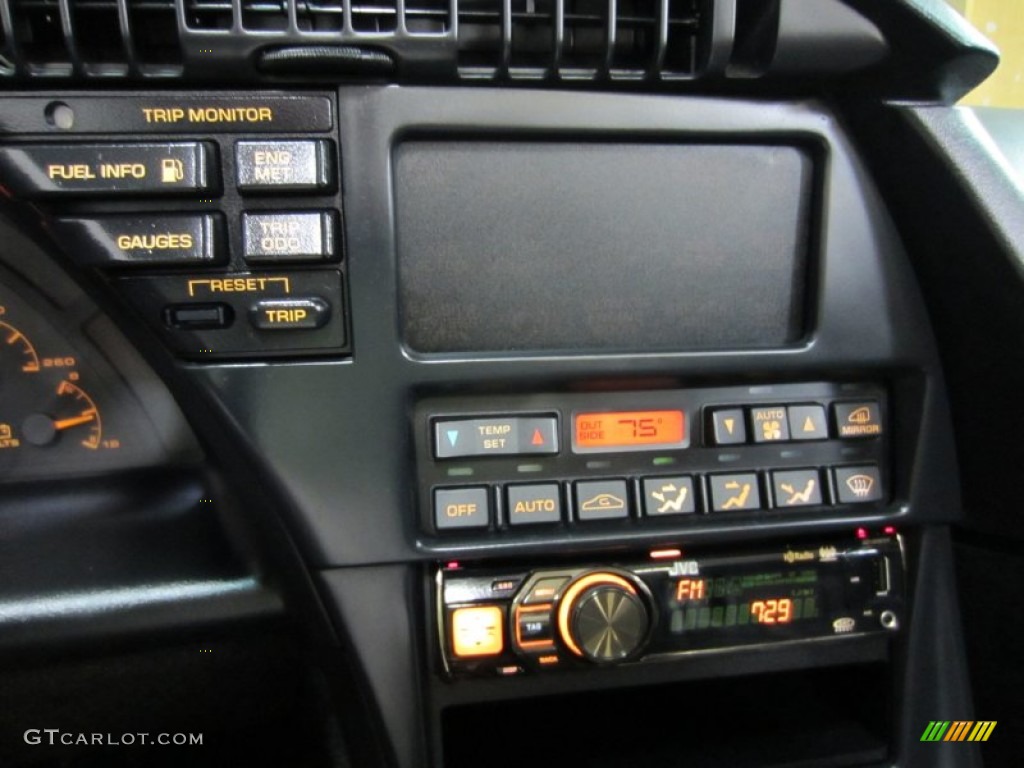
(531, 429, 545, 446)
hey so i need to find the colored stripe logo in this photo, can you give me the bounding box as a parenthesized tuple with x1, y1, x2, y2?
(920, 721, 997, 742)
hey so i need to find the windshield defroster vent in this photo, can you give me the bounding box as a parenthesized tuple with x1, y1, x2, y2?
(457, 0, 706, 81)
(0, 0, 704, 82)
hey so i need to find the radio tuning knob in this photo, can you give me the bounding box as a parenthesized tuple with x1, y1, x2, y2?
(556, 571, 651, 664)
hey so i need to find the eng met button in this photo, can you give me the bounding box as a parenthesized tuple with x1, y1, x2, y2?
(236, 140, 334, 192)
(0, 142, 215, 197)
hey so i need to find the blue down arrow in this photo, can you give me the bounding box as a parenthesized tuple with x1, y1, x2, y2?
(447, 430, 459, 447)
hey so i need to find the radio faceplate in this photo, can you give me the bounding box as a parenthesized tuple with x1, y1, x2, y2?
(416, 382, 889, 539)
(437, 535, 904, 678)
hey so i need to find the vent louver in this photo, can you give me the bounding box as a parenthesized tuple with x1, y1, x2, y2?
(0, 0, 705, 82)
(458, 0, 704, 81)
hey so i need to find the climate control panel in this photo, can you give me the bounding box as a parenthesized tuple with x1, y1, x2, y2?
(415, 382, 889, 538)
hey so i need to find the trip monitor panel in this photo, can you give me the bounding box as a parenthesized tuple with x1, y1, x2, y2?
(415, 382, 888, 538)
(395, 141, 814, 354)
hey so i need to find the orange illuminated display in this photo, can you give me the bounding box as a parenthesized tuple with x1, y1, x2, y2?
(574, 410, 685, 451)
(451, 606, 504, 658)
(674, 578, 706, 602)
(750, 598, 793, 624)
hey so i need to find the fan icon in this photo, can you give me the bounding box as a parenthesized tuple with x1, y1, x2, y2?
(845, 474, 875, 498)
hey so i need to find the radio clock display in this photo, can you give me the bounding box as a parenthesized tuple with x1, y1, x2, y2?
(573, 410, 686, 453)
(668, 571, 818, 631)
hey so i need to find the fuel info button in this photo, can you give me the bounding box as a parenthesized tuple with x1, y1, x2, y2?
(250, 298, 331, 330)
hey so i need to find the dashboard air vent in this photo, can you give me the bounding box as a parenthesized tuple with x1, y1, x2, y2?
(0, 0, 183, 77)
(457, 0, 704, 81)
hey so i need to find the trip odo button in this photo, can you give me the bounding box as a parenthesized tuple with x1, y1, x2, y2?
(0, 142, 215, 197)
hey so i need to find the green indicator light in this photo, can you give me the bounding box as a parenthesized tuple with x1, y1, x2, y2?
(447, 467, 474, 477)
(652, 457, 676, 466)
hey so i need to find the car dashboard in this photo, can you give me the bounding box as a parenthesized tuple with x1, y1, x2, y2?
(1, 1, 1022, 766)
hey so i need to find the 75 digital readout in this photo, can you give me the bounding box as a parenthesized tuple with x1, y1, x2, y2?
(573, 410, 687, 453)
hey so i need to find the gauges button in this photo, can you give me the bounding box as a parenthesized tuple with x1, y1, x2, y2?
(0, 142, 216, 197)
(54, 214, 225, 267)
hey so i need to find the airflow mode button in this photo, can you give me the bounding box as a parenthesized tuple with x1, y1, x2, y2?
(0, 142, 216, 197)
(54, 214, 224, 267)
(236, 140, 334, 192)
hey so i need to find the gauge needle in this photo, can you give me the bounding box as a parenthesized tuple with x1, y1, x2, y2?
(52, 411, 96, 431)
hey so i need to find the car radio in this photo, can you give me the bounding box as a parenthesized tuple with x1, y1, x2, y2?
(437, 533, 904, 677)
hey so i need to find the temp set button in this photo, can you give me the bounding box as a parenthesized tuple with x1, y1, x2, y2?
(434, 416, 559, 459)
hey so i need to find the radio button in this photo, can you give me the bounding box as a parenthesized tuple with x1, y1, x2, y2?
(575, 480, 630, 520)
(0, 142, 215, 197)
(833, 465, 883, 504)
(236, 140, 334, 192)
(451, 605, 504, 658)
(242, 211, 338, 263)
(833, 402, 883, 438)
(709, 473, 761, 512)
(54, 214, 224, 267)
(506, 484, 561, 526)
(521, 576, 570, 605)
(435, 487, 490, 530)
(709, 408, 746, 445)
(514, 605, 555, 648)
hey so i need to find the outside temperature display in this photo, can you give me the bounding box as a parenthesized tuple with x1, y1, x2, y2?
(573, 410, 687, 453)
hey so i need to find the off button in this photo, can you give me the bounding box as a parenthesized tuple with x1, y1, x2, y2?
(435, 488, 490, 531)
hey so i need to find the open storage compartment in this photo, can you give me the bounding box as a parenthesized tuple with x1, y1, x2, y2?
(441, 662, 891, 768)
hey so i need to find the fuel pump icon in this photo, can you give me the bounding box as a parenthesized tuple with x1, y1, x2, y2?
(161, 158, 184, 183)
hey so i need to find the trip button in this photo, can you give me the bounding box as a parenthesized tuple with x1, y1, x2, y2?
(53, 214, 224, 267)
(0, 142, 215, 197)
(242, 211, 338, 263)
(249, 297, 331, 331)
(833, 402, 883, 439)
(236, 140, 334, 192)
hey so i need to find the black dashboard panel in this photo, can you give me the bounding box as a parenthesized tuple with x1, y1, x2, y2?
(395, 140, 812, 353)
(0, 3, 1009, 764)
